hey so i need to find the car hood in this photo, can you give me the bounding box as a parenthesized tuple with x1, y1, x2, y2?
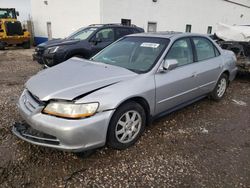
(38, 38, 80, 48)
(26, 58, 137, 101)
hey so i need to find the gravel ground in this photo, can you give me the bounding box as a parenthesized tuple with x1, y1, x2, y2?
(0, 49, 250, 188)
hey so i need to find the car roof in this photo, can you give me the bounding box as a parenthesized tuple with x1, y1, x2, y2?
(129, 32, 209, 40)
(88, 24, 142, 29)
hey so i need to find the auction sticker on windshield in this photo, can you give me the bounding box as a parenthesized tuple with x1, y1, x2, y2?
(141, 43, 160, 48)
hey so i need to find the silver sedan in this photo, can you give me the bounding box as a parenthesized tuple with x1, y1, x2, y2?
(13, 32, 237, 153)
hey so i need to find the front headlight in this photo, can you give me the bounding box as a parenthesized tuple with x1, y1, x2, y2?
(43, 101, 99, 119)
(48, 46, 60, 54)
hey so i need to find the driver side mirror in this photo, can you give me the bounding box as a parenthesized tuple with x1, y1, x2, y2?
(91, 37, 102, 45)
(160, 59, 178, 72)
(16, 11, 20, 16)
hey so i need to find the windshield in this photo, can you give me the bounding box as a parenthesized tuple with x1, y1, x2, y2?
(92, 37, 169, 73)
(0, 9, 16, 19)
(67, 27, 97, 40)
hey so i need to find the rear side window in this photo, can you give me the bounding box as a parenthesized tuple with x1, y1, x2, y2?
(193, 37, 217, 61)
(115, 28, 134, 39)
(166, 38, 193, 66)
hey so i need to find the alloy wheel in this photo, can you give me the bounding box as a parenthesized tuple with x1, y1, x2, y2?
(217, 78, 227, 98)
(115, 110, 142, 144)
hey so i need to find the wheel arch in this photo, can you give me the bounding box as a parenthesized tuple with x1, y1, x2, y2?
(222, 70, 230, 84)
(114, 96, 152, 126)
(105, 96, 151, 147)
(222, 70, 230, 77)
(65, 49, 86, 60)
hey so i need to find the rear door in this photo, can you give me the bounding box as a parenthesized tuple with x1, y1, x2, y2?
(155, 37, 201, 114)
(191, 37, 223, 95)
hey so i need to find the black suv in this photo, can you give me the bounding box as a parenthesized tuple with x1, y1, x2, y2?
(33, 24, 144, 67)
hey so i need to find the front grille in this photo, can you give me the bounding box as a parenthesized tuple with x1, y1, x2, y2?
(5, 21, 23, 36)
(13, 123, 60, 145)
(21, 90, 44, 114)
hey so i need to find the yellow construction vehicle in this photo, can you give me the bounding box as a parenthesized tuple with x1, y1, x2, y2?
(0, 8, 31, 50)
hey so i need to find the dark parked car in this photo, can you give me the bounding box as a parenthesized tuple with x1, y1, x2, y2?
(33, 24, 144, 67)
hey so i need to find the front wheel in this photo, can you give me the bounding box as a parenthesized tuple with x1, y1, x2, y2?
(210, 73, 228, 101)
(22, 40, 31, 49)
(107, 101, 146, 150)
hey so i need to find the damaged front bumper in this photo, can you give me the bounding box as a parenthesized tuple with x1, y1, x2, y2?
(12, 89, 114, 152)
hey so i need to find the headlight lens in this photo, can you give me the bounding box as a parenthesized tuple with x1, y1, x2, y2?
(48, 46, 60, 53)
(43, 102, 99, 119)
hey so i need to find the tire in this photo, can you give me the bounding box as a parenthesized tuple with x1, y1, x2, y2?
(107, 101, 146, 150)
(37, 59, 44, 65)
(210, 73, 229, 101)
(0, 42, 5, 50)
(22, 40, 31, 49)
(75, 149, 95, 159)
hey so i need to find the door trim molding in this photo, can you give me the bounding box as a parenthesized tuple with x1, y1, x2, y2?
(157, 81, 215, 104)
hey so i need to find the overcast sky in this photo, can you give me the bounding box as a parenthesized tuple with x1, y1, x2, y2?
(0, 0, 31, 22)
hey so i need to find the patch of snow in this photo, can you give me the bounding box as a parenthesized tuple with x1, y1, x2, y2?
(232, 99, 247, 106)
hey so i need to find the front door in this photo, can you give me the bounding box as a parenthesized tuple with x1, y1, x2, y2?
(155, 38, 200, 114)
(90, 28, 115, 56)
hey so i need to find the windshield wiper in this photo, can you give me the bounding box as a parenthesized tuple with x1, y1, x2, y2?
(125, 68, 142, 74)
(102, 57, 116, 63)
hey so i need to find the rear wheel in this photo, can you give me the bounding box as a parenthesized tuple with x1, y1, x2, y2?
(0, 42, 5, 50)
(210, 73, 228, 101)
(22, 40, 31, 49)
(107, 101, 146, 150)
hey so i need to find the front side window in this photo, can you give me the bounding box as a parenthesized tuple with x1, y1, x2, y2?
(93, 28, 114, 42)
(193, 37, 216, 61)
(166, 38, 193, 66)
(67, 27, 97, 40)
(92, 37, 169, 73)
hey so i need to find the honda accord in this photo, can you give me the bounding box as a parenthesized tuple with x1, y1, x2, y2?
(13, 32, 237, 153)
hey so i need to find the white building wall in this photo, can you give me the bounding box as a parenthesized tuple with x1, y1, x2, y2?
(31, 0, 101, 40)
(0, 0, 31, 23)
(102, 0, 250, 34)
(30, 0, 250, 44)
